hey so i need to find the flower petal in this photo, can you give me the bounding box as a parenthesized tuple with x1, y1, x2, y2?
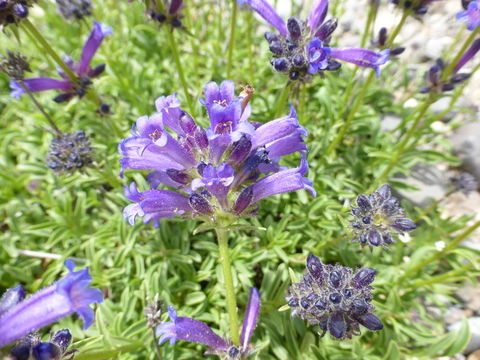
(308, 0, 328, 31)
(238, 0, 288, 36)
(240, 288, 261, 351)
(78, 22, 113, 75)
(330, 48, 389, 76)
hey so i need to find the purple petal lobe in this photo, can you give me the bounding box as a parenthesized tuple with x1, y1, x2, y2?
(352, 268, 377, 288)
(308, 0, 328, 31)
(356, 313, 383, 330)
(240, 288, 261, 351)
(0, 285, 26, 317)
(78, 22, 113, 75)
(238, 0, 288, 36)
(330, 48, 389, 76)
(328, 312, 347, 339)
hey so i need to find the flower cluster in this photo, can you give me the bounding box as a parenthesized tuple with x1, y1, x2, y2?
(0, 0, 37, 27)
(239, 0, 389, 81)
(350, 184, 416, 248)
(450, 172, 478, 195)
(46, 130, 93, 174)
(8, 329, 76, 360)
(286, 255, 383, 340)
(0, 260, 103, 347)
(142, 0, 184, 28)
(120, 80, 315, 227)
(56, 0, 92, 21)
(457, 0, 480, 31)
(0, 51, 30, 80)
(420, 39, 480, 93)
(10, 21, 112, 103)
(390, 0, 439, 16)
(157, 288, 260, 359)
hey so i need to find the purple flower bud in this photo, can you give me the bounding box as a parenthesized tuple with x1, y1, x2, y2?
(355, 313, 383, 330)
(306, 254, 323, 280)
(0, 285, 26, 317)
(88, 63, 106, 78)
(356, 195, 372, 211)
(329, 293, 342, 303)
(442, 83, 455, 91)
(189, 193, 213, 215)
(32, 342, 62, 360)
(327, 60, 341, 71)
(13, 4, 28, 18)
(51, 329, 72, 354)
(352, 268, 376, 288)
(179, 112, 197, 135)
(10, 343, 31, 360)
(329, 270, 342, 288)
(289, 71, 300, 80)
(273, 58, 290, 72)
(287, 17, 302, 39)
(378, 27, 388, 47)
(391, 218, 416, 232)
(264, 31, 279, 43)
(367, 229, 382, 246)
(351, 299, 368, 315)
(450, 73, 471, 83)
(194, 127, 209, 150)
(376, 184, 391, 199)
(390, 47, 406, 56)
(166, 169, 190, 185)
(288, 298, 299, 307)
(292, 54, 306, 67)
(419, 86, 431, 93)
(234, 187, 253, 214)
(315, 299, 327, 310)
(328, 312, 347, 339)
(315, 18, 338, 41)
(269, 41, 284, 55)
(229, 135, 252, 164)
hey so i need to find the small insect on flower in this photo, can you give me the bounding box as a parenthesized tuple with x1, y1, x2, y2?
(239, 0, 389, 81)
(286, 255, 383, 340)
(0, 0, 38, 28)
(120, 80, 315, 227)
(350, 184, 416, 248)
(10, 21, 112, 103)
(56, 0, 92, 21)
(46, 130, 93, 174)
(156, 288, 261, 359)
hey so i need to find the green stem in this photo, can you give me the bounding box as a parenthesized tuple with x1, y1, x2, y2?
(273, 82, 292, 118)
(397, 220, 480, 285)
(386, 10, 410, 47)
(22, 19, 77, 82)
(407, 263, 474, 290)
(227, 0, 238, 78)
(360, 4, 378, 48)
(442, 27, 480, 81)
(247, 11, 254, 83)
(374, 95, 435, 187)
(166, 29, 194, 116)
(215, 228, 240, 345)
(151, 328, 163, 360)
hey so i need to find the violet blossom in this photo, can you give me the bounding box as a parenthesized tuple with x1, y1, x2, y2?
(457, 0, 480, 30)
(119, 80, 315, 227)
(157, 288, 261, 359)
(10, 21, 112, 103)
(0, 260, 103, 347)
(286, 255, 383, 340)
(238, 0, 389, 81)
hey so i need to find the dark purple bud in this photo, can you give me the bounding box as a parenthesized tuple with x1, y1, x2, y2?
(351, 298, 369, 315)
(352, 268, 377, 288)
(455, 39, 480, 73)
(288, 298, 299, 307)
(179, 112, 197, 135)
(99, 103, 111, 114)
(391, 47, 406, 56)
(194, 128, 209, 150)
(289, 71, 300, 81)
(300, 297, 311, 309)
(264, 31, 279, 43)
(356, 313, 383, 330)
(13, 4, 28, 18)
(9, 344, 31, 360)
(352, 221, 361, 229)
(233, 187, 253, 214)
(229, 135, 252, 164)
(383, 233, 393, 245)
(414, 6, 428, 15)
(315, 299, 327, 310)
(88, 63, 106, 77)
(292, 54, 305, 67)
(306, 254, 324, 280)
(0, 1, 8, 9)
(367, 229, 382, 246)
(441, 83, 455, 92)
(450, 73, 470, 83)
(273, 58, 290, 72)
(197, 162, 207, 176)
(342, 289, 352, 297)
(329, 293, 342, 304)
(356, 195, 372, 211)
(171, 18, 182, 28)
(378, 27, 388, 47)
(269, 41, 283, 55)
(51, 329, 72, 354)
(166, 169, 190, 185)
(228, 346, 240, 358)
(32, 342, 62, 360)
(315, 18, 338, 41)
(169, 0, 183, 15)
(351, 207, 362, 217)
(0, 285, 26, 316)
(428, 65, 441, 86)
(53, 93, 74, 103)
(156, 13, 166, 22)
(376, 184, 391, 200)
(462, 0, 470, 9)
(328, 312, 347, 339)
(319, 316, 328, 331)
(287, 42, 297, 51)
(189, 194, 213, 215)
(327, 60, 341, 71)
(436, 58, 445, 69)
(362, 216, 372, 224)
(382, 198, 399, 214)
(287, 17, 302, 39)
(419, 86, 431, 94)
(391, 218, 416, 232)
(329, 270, 342, 288)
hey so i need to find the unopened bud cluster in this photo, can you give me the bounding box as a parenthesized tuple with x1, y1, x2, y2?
(46, 130, 93, 173)
(0, 51, 30, 80)
(286, 255, 383, 340)
(8, 330, 75, 360)
(265, 16, 340, 81)
(146, 0, 184, 29)
(390, 0, 436, 16)
(350, 184, 416, 248)
(372, 27, 405, 57)
(450, 172, 478, 195)
(420, 58, 471, 94)
(0, 0, 37, 27)
(56, 0, 92, 21)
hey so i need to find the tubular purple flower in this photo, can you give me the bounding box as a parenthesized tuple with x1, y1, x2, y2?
(238, 0, 288, 36)
(0, 260, 103, 347)
(330, 48, 390, 76)
(169, 0, 183, 15)
(456, 1, 480, 31)
(454, 38, 480, 73)
(240, 288, 261, 351)
(78, 21, 113, 75)
(308, 0, 328, 32)
(10, 78, 73, 98)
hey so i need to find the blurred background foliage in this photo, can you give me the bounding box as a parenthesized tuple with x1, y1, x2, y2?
(0, 0, 478, 359)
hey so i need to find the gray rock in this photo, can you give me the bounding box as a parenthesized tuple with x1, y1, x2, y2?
(381, 114, 402, 133)
(449, 317, 480, 355)
(451, 122, 480, 182)
(394, 163, 450, 207)
(456, 282, 480, 314)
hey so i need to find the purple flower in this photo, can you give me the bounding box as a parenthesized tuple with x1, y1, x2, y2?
(157, 288, 261, 357)
(120, 81, 314, 227)
(0, 260, 103, 347)
(10, 21, 112, 102)
(350, 184, 416, 248)
(454, 38, 480, 73)
(9, 329, 75, 360)
(239, 0, 389, 81)
(287, 255, 383, 340)
(457, 1, 480, 30)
